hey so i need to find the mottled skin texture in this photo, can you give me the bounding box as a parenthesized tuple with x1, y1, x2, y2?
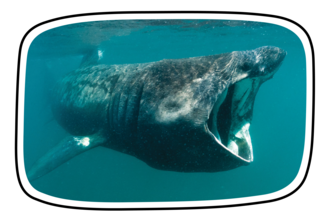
(50, 46, 286, 173)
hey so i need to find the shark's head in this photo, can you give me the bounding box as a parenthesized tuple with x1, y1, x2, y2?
(141, 46, 286, 172)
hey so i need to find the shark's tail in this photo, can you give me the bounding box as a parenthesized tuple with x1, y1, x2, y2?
(27, 133, 106, 182)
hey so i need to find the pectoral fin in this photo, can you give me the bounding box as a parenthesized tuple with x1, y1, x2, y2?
(27, 134, 106, 181)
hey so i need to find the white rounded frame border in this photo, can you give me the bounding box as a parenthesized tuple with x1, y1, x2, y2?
(16, 12, 314, 209)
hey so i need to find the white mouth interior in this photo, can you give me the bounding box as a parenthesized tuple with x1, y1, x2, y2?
(207, 78, 256, 162)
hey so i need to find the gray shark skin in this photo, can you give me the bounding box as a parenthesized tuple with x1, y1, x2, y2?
(27, 46, 286, 181)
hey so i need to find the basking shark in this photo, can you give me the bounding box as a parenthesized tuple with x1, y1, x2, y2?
(27, 46, 286, 181)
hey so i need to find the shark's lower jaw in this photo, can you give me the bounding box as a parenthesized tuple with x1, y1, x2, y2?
(206, 77, 259, 162)
(227, 121, 253, 162)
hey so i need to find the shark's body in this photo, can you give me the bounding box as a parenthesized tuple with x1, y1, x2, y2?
(28, 46, 286, 181)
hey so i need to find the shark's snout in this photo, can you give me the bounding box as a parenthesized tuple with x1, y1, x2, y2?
(254, 46, 286, 74)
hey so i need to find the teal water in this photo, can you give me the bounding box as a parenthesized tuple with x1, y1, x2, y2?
(24, 20, 306, 202)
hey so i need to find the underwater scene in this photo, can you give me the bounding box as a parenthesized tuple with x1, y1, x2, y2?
(24, 20, 306, 202)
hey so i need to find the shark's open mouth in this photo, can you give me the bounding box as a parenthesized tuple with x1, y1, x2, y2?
(206, 78, 260, 162)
